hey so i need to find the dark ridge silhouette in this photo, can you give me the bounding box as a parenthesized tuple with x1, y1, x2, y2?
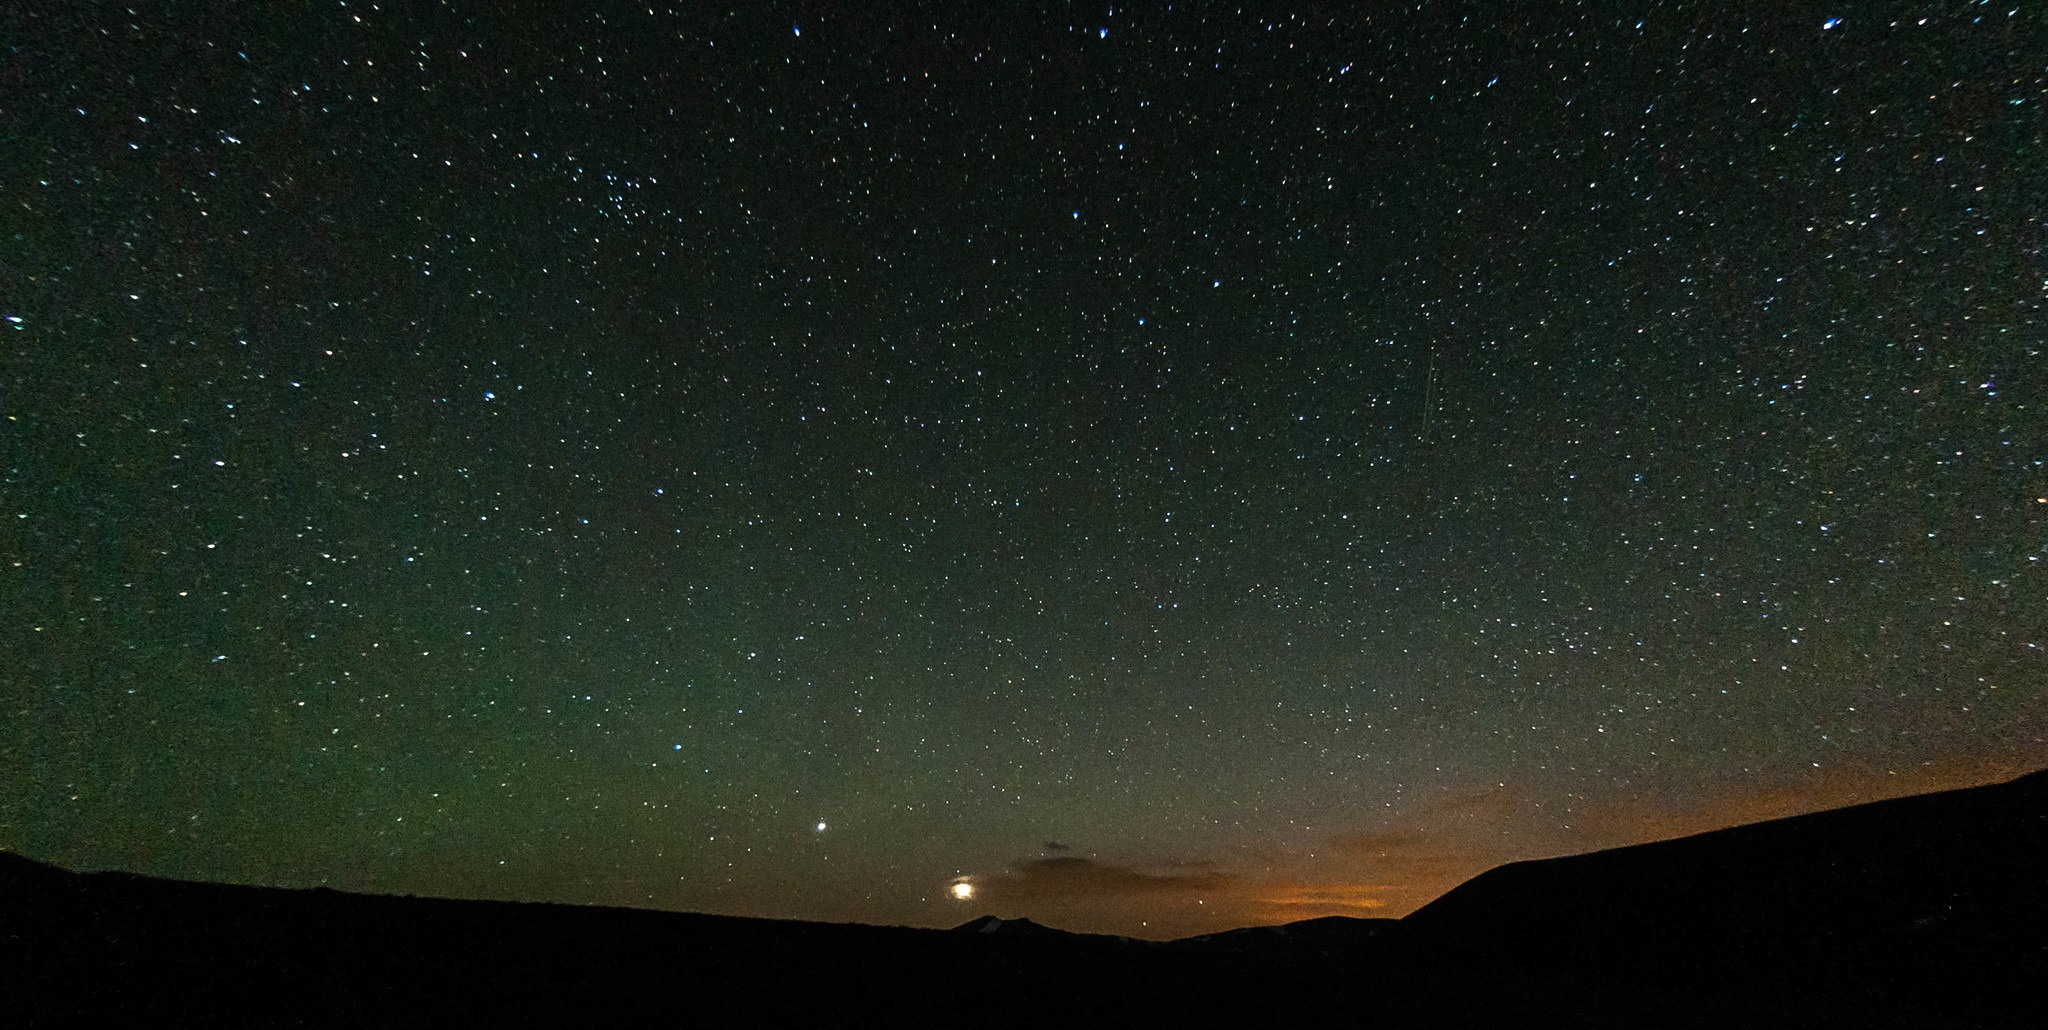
(1398, 766, 2048, 1026)
(6, 769, 2042, 1028)
(1173, 913, 1403, 955)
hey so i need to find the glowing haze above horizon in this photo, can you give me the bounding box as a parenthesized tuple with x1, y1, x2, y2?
(4, 2, 2042, 940)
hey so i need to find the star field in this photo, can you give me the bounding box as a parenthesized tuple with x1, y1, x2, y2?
(4, 2, 2043, 938)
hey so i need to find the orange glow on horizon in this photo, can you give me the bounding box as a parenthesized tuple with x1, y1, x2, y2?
(1253, 884, 1392, 911)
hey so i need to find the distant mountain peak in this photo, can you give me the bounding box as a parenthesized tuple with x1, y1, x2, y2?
(951, 915, 1065, 936)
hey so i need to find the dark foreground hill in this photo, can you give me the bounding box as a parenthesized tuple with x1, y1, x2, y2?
(1400, 767, 2047, 1026)
(6, 769, 2042, 1028)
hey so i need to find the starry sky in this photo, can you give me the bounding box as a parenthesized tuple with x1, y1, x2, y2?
(4, 1, 2044, 940)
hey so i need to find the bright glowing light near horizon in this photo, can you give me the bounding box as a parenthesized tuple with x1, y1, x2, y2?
(952, 882, 974, 900)
(816, 821, 827, 832)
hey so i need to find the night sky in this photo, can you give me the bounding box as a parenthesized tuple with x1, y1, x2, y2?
(5, 2, 2044, 940)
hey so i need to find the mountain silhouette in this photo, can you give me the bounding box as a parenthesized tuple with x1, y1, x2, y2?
(5, 769, 2041, 1027)
(1398, 767, 2047, 1025)
(951, 914, 1087, 936)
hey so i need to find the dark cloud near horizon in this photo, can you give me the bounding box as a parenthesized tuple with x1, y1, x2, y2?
(959, 852, 1395, 936)
(982, 856, 1242, 902)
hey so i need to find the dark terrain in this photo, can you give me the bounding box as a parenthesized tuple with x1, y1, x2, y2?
(6, 769, 2042, 1027)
